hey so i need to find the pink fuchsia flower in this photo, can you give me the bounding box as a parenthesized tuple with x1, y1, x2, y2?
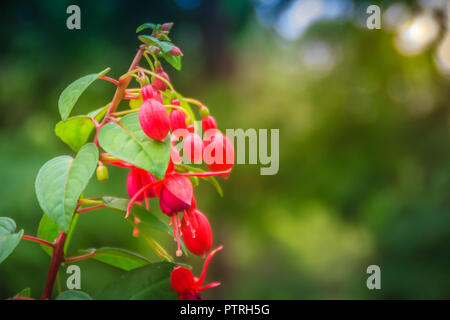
(168, 45, 183, 57)
(170, 246, 223, 300)
(152, 67, 170, 91)
(183, 132, 203, 164)
(182, 207, 213, 257)
(203, 131, 234, 176)
(159, 174, 193, 215)
(169, 109, 187, 132)
(202, 115, 217, 132)
(138, 98, 170, 142)
(126, 167, 157, 202)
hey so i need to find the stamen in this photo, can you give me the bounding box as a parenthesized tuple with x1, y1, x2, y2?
(172, 213, 182, 257)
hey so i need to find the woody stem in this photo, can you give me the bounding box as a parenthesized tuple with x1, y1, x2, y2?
(41, 231, 67, 300)
(94, 45, 146, 145)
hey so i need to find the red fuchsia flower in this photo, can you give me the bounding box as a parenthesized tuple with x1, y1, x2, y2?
(170, 110, 187, 132)
(202, 115, 218, 132)
(126, 167, 157, 202)
(138, 98, 170, 142)
(168, 45, 183, 57)
(141, 84, 163, 103)
(152, 67, 170, 91)
(183, 132, 203, 164)
(170, 246, 223, 300)
(203, 131, 234, 176)
(182, 206, 213, 257)
(125, 166, 232, 256)
(159, 174, 193, 215)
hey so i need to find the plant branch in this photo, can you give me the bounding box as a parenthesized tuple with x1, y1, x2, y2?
(76, 204, 105, 213)
(22, 235, 54, 247)
(41, 231, 67, 300)
(64, 251, 96, 263)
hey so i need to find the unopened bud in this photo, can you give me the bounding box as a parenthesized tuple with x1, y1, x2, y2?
(96, 164, 109, 182)
(161, 22, 174, 31)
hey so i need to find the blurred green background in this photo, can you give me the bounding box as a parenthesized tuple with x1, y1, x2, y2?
(1, 0, 450, 299)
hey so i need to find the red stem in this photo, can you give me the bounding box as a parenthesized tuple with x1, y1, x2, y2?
(180, 168, 232, 177)
(22, 235, 54, 247)
(100, 75, 119, 85)
(64, 251, 96, 263)
(94, 45, 146, 145)
(76, 204, 105, 213)
(41, 231, 67, 300)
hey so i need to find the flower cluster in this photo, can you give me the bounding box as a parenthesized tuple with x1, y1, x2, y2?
(103, 31, 234, 299)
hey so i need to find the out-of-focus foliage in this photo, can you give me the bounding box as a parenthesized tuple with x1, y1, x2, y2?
(1, 0, 449, 299)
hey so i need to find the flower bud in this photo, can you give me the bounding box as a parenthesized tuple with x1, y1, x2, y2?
(161, 22, 174, 31)
(202, 115, 217, 132)
(141, 85, 163, 103)
(199, 106, 210, 118)
(183, 132, 203, 164)
(170, 266, 195, 294)
(141, 85, 155, 101)
(182, 209, 213, 257)
(170, 109, 187, 132)
(138, 99, 170, 141)
(96, 164, 109, 182)
(127, 167, 157, 201)
(168, 45, 183, 56)
(203, 131, 234, 174)
(152, 67, 170, 91)
(170, 246, 223, 300)
(159, 175, 193, 215)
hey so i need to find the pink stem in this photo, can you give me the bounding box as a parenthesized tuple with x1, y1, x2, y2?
(100, 76, 119, 85)
(64, 251, 96, 263)
(22, 235, 54, 248)
(76, 204, 105, 213)
(180, 168, 232, 177)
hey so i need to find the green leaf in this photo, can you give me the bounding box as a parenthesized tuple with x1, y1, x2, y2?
(12, 288, 31, 299)
(102, 196, 129, 212)
(79, 247, 151, 271)
(139, 35, 158, 44)
(35, 143, 99, 231)
(37, 214, 59, 256)
(55, 105, 108, 152)
(95, 262, 177, 300)
(159, 51, 182, 70)
(55, 117, 94, 152)
(0, 217, 23, 264)
(103, 197, 169, 234)
(98, 113, 171, 179)
(56, 290, 92, 300)
(102, 196, 185, 259)
(139, 35, 174, 53)
(136, 23, 156, 33)
(58, 68, 110, 121)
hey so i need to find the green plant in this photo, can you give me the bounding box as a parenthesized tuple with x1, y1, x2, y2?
(0, 22, 233, 300)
